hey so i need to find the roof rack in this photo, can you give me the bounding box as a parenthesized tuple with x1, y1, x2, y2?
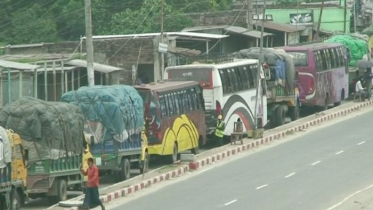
(177, 53, 234, 65)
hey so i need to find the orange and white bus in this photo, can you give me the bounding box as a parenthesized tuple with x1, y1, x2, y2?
(135, 81, 206, 163)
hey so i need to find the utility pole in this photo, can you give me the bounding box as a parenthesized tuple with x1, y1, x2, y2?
(246, 0, 253, 30)
(160, 0, 165, 80)
(85, 0, 95, 86)
(343, 0, 347, 33)
(314, 0, 324, 40)
(254, 0, 266, 131)
(353, 0, 357, 32)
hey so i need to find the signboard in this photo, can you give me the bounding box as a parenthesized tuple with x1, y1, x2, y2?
(289, 13, 313, 26)
(158, 43, 168, 54)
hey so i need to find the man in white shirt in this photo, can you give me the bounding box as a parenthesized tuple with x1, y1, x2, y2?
(355, 77, 367, 99)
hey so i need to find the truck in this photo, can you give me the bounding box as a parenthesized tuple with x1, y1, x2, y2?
(0, 97, 86, 205)
(61, 85, 148, 182)
(233, 48, 300, 128)
(0, 129, 27, 210)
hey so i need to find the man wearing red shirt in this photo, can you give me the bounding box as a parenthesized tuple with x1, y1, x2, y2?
(80, 157, 105, 210)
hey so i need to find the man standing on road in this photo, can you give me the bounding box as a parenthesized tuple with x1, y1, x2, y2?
(80, 158, 105, 210)
(364, 68, 373, 99)
(356, 77, 367, 100)
(215, 115, 225, 146)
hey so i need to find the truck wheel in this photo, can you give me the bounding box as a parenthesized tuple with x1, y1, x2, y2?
(275, 105, 286, 126)
(120, 158, 131, 181)
(56, 179, 68, 202)
(10, 190, 20, 210)
(169, 143, 178, 164)
(139, 151, 149, 174)
(289, 106, 300, 121)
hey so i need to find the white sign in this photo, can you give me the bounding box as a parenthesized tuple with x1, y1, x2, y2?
(158, 43, 168, 54)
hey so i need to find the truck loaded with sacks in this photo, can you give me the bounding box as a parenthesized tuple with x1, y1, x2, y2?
(233, 48, 300, 128)
(61, 85, 147, 182)
(0, 97, 86, 205)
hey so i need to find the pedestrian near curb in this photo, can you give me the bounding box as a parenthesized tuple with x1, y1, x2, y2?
(215, 115, 225, 146)
(80, 157, 105, 210)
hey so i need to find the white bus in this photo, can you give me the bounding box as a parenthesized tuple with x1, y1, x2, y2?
(164, 59, 267, 141)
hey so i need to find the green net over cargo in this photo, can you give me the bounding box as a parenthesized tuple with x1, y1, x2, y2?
(0, 97, 85, 162)
(325, 34, 369, 67)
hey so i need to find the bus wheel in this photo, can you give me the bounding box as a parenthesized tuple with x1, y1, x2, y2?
(334, 90, 344, 106)
(139, 152, 149, 174)
(56, 179, 67, 202)
(169, 143, 178, 164)
(320, 96, 329, 111)
(275, 105, 286, 126)
(120, 158, 131, 181)
(10, 189, 20, 210)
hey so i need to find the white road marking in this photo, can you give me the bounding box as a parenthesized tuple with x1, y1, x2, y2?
(311, 161, 321, 166)
(224, 199, 237, 206)
(357, 141, 366, 145)
(335, 150, 344, 155)
(256, 184, 268, 190)
(285, 172, 295, 178)
(199, 168, 213, 173)
(326, 184, 373, 210)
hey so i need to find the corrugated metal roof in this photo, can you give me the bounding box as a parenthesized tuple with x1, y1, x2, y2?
(0, 60, 39, 70)
(66, 59, 122, 73)
(254, 21, 306, 33)
(182, 25, 273, 38)
(83, 32, 229, 40)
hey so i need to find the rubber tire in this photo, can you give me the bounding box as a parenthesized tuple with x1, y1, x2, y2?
(56, 179, 68, 202)
(169, 143, 178, 164)
(121, 158, 131, 181)
(10, 190, 21, 210)
(275, 105, 286, 127)
(289, 106, 300, 121)
(139, 152, 149, 174)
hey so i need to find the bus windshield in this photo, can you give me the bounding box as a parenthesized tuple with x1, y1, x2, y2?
(287, 51, 308, 66)
(167, 68, 211, 83)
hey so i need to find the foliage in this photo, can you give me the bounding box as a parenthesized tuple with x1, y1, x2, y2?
(0, 0, 233, 45)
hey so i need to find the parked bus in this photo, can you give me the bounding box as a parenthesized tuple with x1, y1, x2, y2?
(134, 81, 205, 163)
(281, 43, 349, 110)
(164, 59, 267, 140)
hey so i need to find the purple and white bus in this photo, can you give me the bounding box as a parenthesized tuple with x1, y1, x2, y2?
(281, 43, 349, 110)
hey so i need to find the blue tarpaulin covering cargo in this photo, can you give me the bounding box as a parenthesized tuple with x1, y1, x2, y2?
(61, 85, 144, 150)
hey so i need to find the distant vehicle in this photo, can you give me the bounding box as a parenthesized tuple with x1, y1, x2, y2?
(281, 43, 349, 110)
(135, 81, 205, 163)
(164, 59, 267, 139)
(61, 85, 148, 182)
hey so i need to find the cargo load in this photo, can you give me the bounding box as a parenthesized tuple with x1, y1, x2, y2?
(0, 97, 85, 162)
(325, 34, 369, 67)
(232, 47, 296, 91)
(60, 85, 144, 144)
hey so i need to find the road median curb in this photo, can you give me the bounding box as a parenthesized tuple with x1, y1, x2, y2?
(61, 100, 372, 210)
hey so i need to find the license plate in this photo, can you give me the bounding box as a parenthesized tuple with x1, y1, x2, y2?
(95, 157, 102, 166)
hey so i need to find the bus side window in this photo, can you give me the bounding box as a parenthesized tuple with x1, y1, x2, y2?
(337, 47, 345, 66)
(226, 69, 235, 92)
(332, 48, 341, 67)
(250, 65, 258, 88)
(177, 91, 184, 113)
(314, 51, 321, 72)
(165, 93, 173, 116)
(328, 48, 336, 69)
(159, 94, 167, 117)
(237, 66, 248, 90)
(187, 88, 196, 110)
(243, 66, 253, 88)
(195, 85, 204, 110)
(219, 69, 228, 94)
(231, 68, 242, 91)
(171, 92, 180, 115)
(323, 49, 331, 69)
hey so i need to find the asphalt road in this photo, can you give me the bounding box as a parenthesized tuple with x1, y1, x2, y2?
(110, 108, 373, 210)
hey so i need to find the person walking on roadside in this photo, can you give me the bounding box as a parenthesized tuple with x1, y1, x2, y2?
(356, 77, 367, 100)
(215, 115, 225, 146)
(80, 158, 105, 210)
